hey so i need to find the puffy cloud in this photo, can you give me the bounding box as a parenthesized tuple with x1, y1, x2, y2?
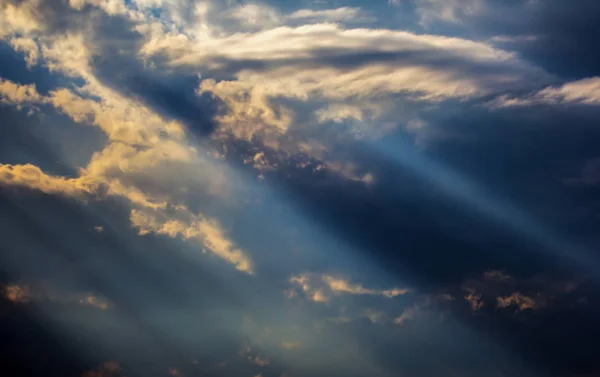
(0, 77, 44, 107)
(0, 0, 44, 38)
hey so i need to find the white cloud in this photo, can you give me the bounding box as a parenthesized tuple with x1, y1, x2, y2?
(227, 3, 280, 29)
(287, 7, 366, 23)
(415, 0, 483, 27)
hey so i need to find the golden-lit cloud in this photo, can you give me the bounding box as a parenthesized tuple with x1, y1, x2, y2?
(322, 275, 410, 298)
(0, 77, 43, 107)
(287, 273, 409, 303)
(7, 36, 39, 67)
(393, 305, 420, 326)
(0, 3, 251, 274)
(0, 163, 99, 197)
(463, 288, 484, 312)
(134, 5, 545, 160)
(0, 0, 44, 38)
(130, 208, 253, 274)
(496, 292, 542, 312)
(454, 270, 583, 314)
(2, 282, 111, 310)
(4, 284, 30, 303)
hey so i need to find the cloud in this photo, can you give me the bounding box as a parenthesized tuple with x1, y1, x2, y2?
(287, 273, 409, 303)
(0, 163, 99, 197)
(322, 275, 409, 298)
(226, 3, 280, 29)
(280, 341, 301, 350)
(463, 289, 485, 312)
(0, 0, 44, 38)
(0, 77, 44, 107)
(137, 12, 547, 154)
(287, 7, 367, 23)
(81, 361, 123, 377)
(414, 0, 483, 26)
(483, 270, 514, 282)
(0, 76, 246, 272)
(250, 356, 270, 367)
(8, 36, 40, 67)
(2, 282, 111, 310)
(454, 270, 582, 314)
(496, 292, 541, 312)
(3, 284, 30, 303)
(363, 308, 386, 324)
(393, 305, 420, 325)
(489, 77, 600, 108)
(0, 1, 253, 274)
(130, 208, 253, 274)
(68, 0, 128, 15)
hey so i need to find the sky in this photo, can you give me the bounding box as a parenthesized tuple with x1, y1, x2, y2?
(0, 1, 600, 376)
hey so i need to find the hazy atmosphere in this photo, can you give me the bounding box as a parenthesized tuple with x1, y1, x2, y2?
(1, 1, 600, 376)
